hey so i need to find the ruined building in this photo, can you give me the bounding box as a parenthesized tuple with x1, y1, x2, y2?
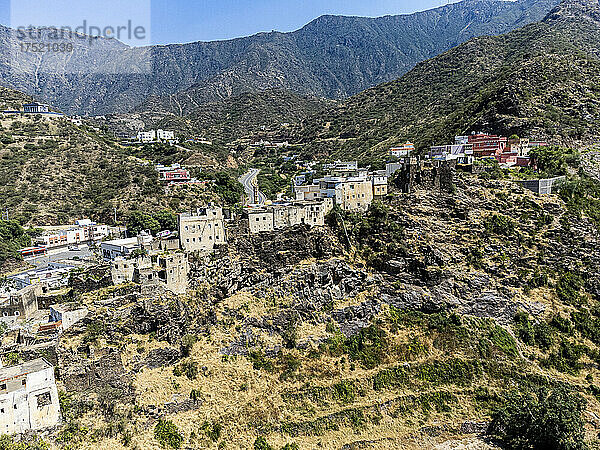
(111, 251, 189, 295)
(248, 199, 334, 234)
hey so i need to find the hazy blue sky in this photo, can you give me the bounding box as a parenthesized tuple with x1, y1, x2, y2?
(0, 0, 460, 45)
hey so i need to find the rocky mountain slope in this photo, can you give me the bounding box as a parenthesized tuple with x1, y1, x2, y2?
(0, 0, 559, 115)
(13, 166, 600, 449)
(295, 0, 600, 161)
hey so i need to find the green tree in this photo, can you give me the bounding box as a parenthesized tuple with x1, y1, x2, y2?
(125, 211, 160, 236)
(253, 437, 272, 450)
(152, 210, 178, 232)
(529, 146, 579, 177)
(489, 386, 588, 450)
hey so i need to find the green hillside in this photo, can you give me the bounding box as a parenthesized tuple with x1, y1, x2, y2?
(138, 89, 334, 143)
(296, 0, 600, 160)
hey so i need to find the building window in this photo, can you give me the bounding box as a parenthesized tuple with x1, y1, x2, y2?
(0, 384, 5, 390)
(36, 392, 52, 409)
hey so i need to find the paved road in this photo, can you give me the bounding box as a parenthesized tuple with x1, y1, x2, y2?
(24, 246, 94, 268)
(239, 168, 266, 205)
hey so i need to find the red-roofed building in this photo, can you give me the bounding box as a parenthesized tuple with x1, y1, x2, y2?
(468, 134, 508, 157)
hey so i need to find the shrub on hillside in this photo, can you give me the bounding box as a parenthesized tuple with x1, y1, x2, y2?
(488, 385, 587, 450)
(154, 419, 183, 449)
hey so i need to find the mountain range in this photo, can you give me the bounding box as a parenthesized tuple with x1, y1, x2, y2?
(296, 0, 600, 160)
(0, 0, 560, 116)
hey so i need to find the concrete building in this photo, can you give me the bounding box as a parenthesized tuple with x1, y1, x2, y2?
(111, 251, 188, 294)
(156, 164, 191, 183)
(516, 176, 566, 195)
(0, 358, 60, 434)
(49, 303, 88, 331)
(327, 161, 366, 178)
(390, 142, 415, 158)
(137, 130, 156, 143)
(178, 207, 226, 252)
(101, 233, 153, 261)
(386, 162, 404, 177)
(35, 222, 109, 249)
(294, 184, 321, 201)
(23, 103, 50, 114)
(138, 129, 176, 143)
(156, 129, 175, 142)
(468, 133, 508, 157)
(372, 171, 388, 197)
(10, 263, 75, 291)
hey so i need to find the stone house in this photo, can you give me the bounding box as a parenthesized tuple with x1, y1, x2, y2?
(335, 178, 374, 212)
(178, 207, 226, 252)
(249, 210, 275, 234)
(0, 284, 42, 320)
(0, 358, 60, 434)
(111, 251, 189, 295)
(248, 199, 334, 234)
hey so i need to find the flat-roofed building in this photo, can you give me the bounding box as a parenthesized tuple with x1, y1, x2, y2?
(178, 207, 226, 252)
(248, 199, 334, 234)
(101, 233, 152, 261)
(49, 303, 88, 331)
(0, 358, 60, 434)
(390, 142, 415, 158)
(335, 178, 374, 212)
(23, 102, 50, 114)
(372, 171, 388, 197)
(112, 251, 188, 294)
(248, 209, 275, 234)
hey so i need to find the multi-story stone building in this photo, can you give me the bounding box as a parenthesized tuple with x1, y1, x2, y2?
(111, 251, 189, 295)
(248, 199, 334, 234)
(0, 358, 61, 434)
(335, 178, 374, 212)
(178, 207, 226, 252)
(0, 284, 42, 320)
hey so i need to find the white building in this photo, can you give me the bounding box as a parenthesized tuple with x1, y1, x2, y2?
(10, 263, 75, 290)
(137, 129, 176, 143)
(35, 222, 109, 250)
(49, 303, 88, 331)
(0, 359, 61, 435)
(137, 130, 156, 143)
(100, 233, 153, 261)
(390, 142, 415, 158)
(156, 129, 175, 142)
(23, 103, 50, 114)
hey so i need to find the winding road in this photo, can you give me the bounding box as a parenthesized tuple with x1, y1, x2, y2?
(239, 168, 267, 205)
